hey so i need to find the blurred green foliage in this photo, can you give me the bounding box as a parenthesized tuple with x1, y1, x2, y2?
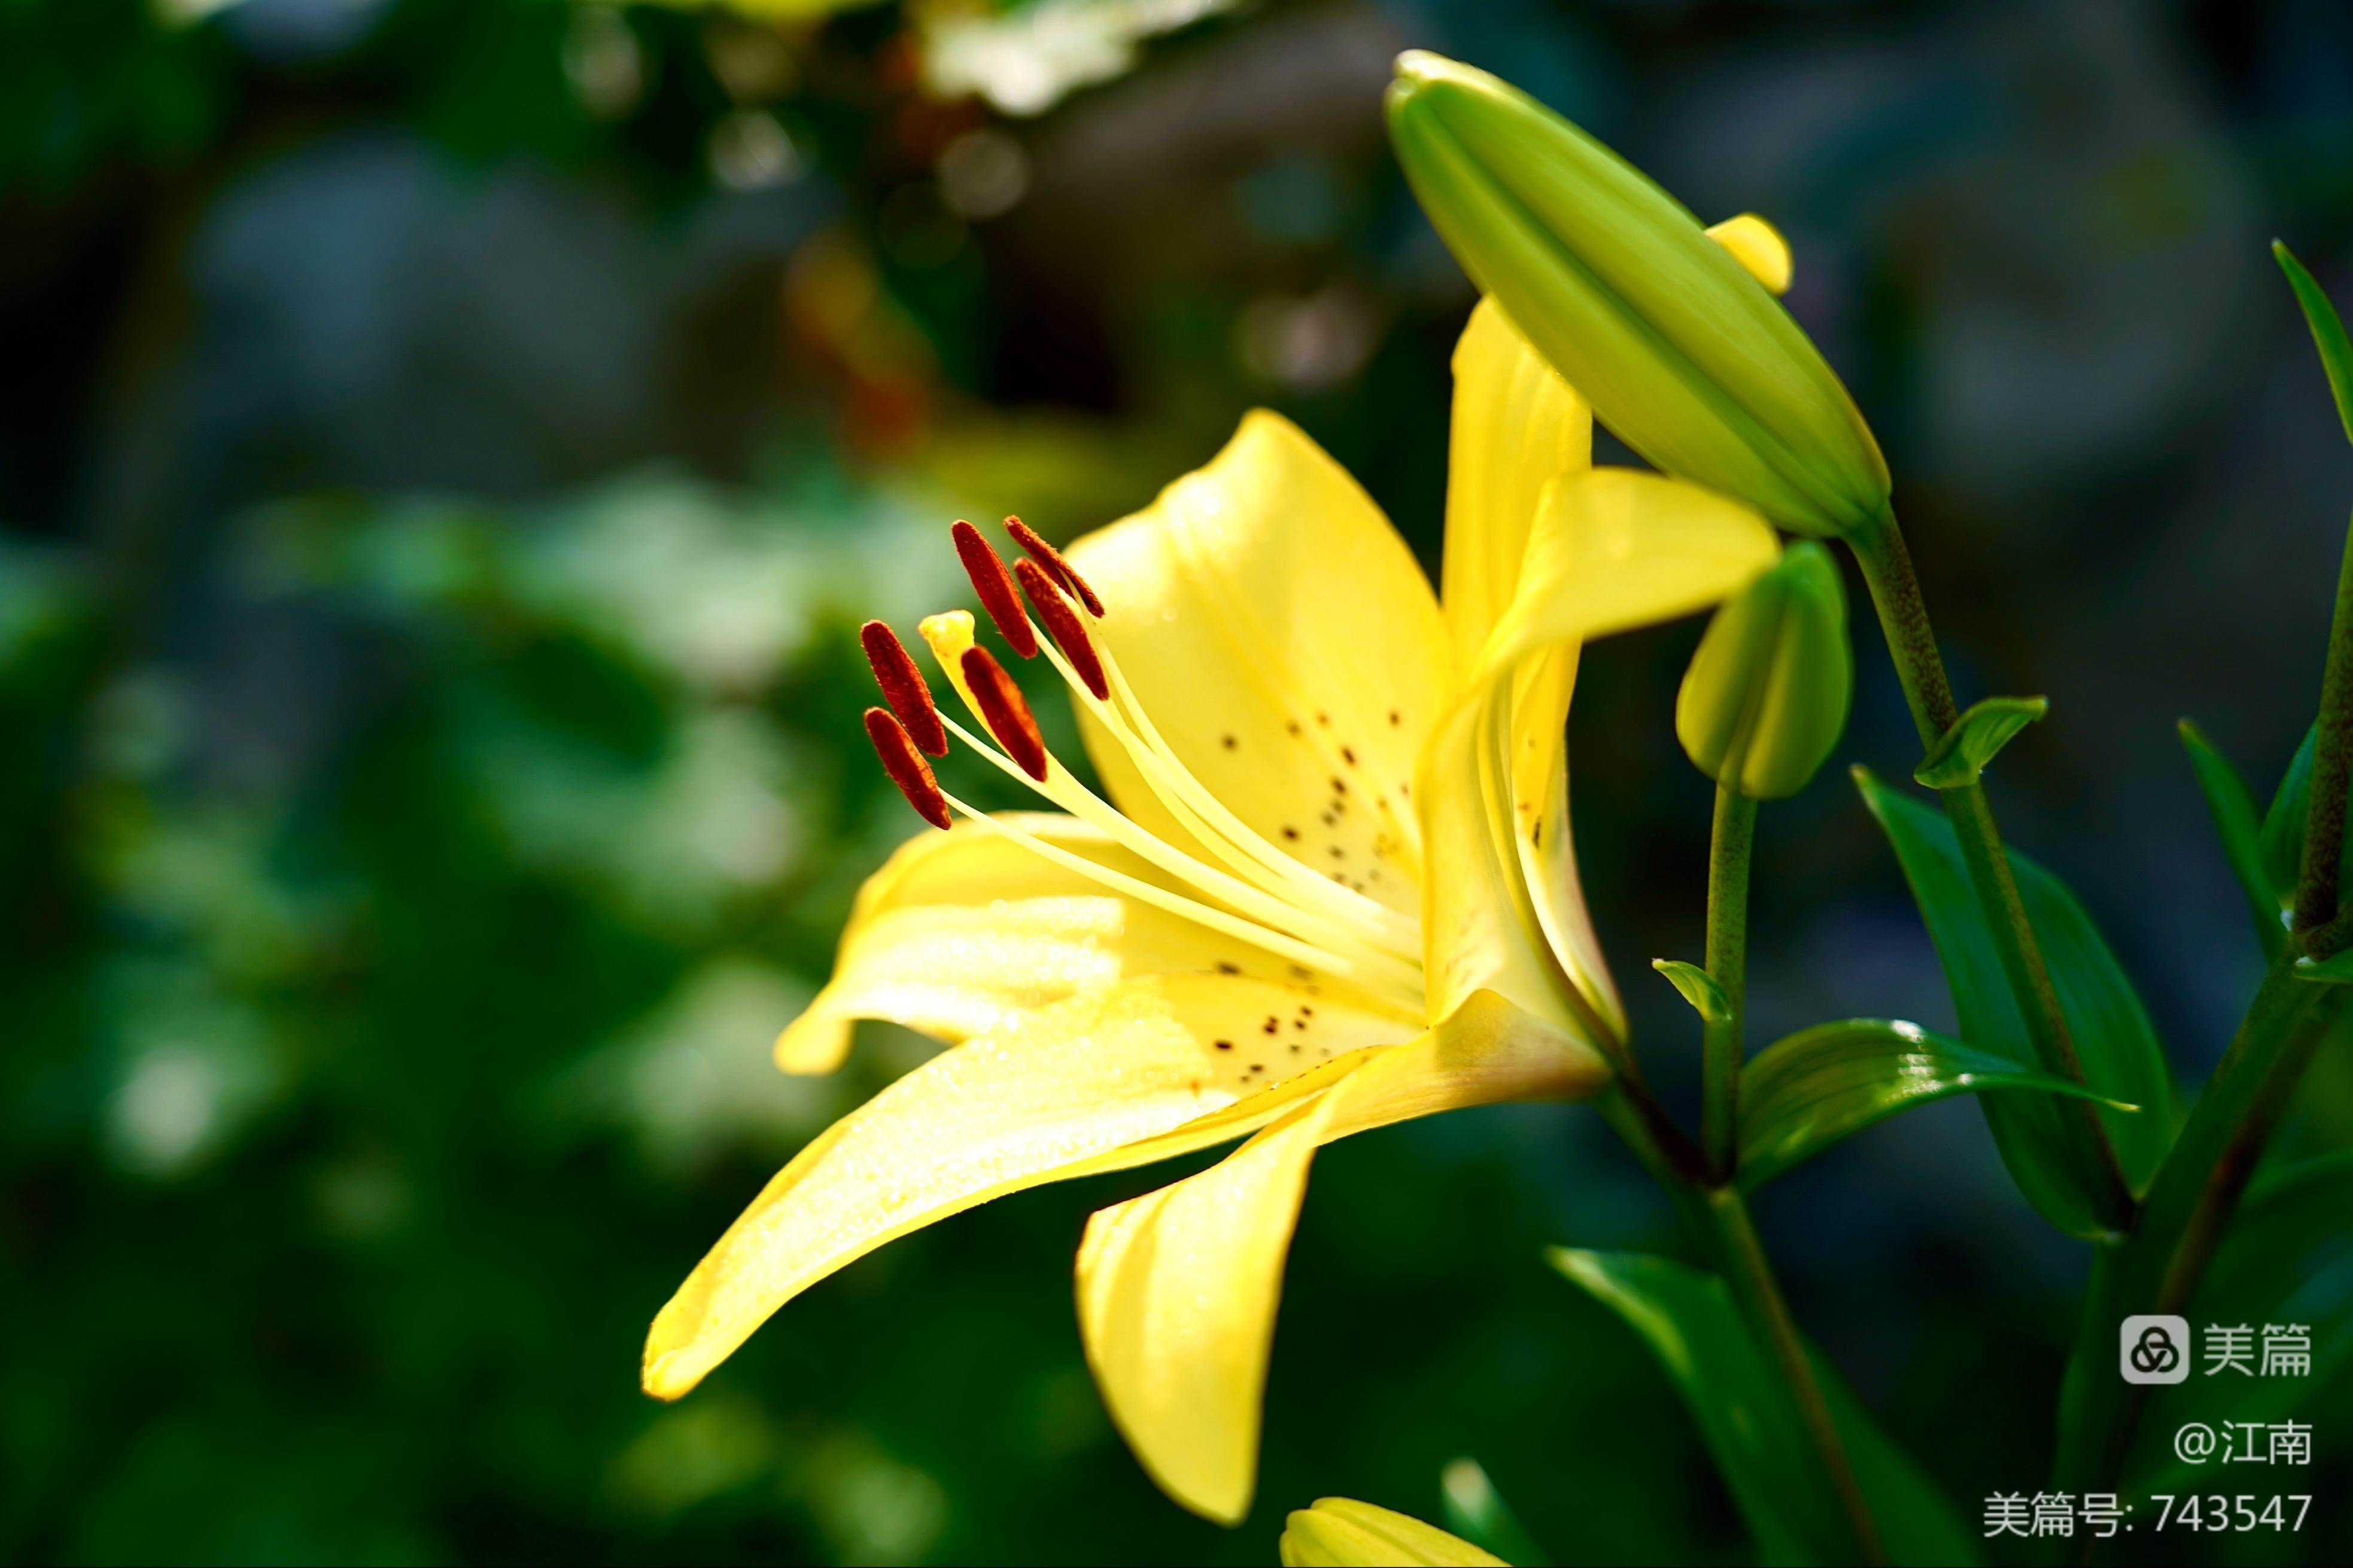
(4, 0, 2351, 1563)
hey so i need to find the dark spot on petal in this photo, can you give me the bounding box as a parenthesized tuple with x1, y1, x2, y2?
(1221, 734, 1238, 750)
(1330, 777, 1347, 794)
(1388, 710, 1401, 726)
(1287, 720, 1303, 737)
(1315, 711, 1330, 726)
(1215, 961, 1241, 975)
(1281, 826, 1300, 841)
(1215, 1040, 1234, 1051)
(1262, 1017, 1279, 1034)
(1288, 964, 1311, 979)
(1341, 747, 1357, 766)
(1329, 846, 1345, 859)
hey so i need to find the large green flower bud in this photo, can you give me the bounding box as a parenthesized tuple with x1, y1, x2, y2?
(1385, 51, 1889, 537)
(1676, 542, 1852, 799)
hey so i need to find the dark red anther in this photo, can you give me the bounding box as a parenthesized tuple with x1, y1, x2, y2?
(1012, 558, 1109, 701)
(1005, 515, 1103, 617)
(950, 520, 1038, 657)
(864, 707, 953, 830)
(859, 620, 948, 756)
(960, 646, 1050, 781)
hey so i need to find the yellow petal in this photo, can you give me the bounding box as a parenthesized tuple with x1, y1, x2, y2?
(1440, 296, 1591, 671)
(1074, 990, 1600, 1524)
(1065, 410, 1449, 913)
(1076, 1088, 1340, 1524)
(1281, 1497, 1506, 1566)
(777, 812, 1404, 1073)
(1423, 471, 1779, 1037)
(1478, 469, 1784, 681)
(1706, 212, 1794, 296)
(1319, 985, 1607, 1139)
(645, 972, 1411, 1400)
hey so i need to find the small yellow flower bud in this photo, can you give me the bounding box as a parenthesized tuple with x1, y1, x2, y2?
(1280, 1497, 1505, 1567)
(1676, 541, 1853, 799)
(1385, 51, 1889, 537)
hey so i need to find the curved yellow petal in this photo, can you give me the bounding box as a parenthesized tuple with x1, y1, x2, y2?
(1706, 212, 1794, 296)
(1076, 1088, 1340, 1524)
(1477, 469, 1783, 681)
(1424, 470, 1779, 1039)
(1065, 410, 1449, 912)
(1320, 985, 1607, 1138)
(1074, 989, 1601, 1524)
(777, 813, 1401, 1073)
(646, 972, 1411, 1400)
(1281, 1498, 1506, 1566)
(1440, 296, 1591, 671)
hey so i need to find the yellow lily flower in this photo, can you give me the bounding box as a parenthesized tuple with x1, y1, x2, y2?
(640, 290, 1782, 1523)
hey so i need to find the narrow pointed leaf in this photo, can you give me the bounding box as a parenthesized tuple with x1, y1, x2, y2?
(1912, 695, 2047, 789)
(2257, 721, 2353, 920)
(1549, 1250, 1979, 1567)
(1737, 1019, 2137, 1190)
(2179, 720, 2284, 960)
(2275, 241, 2353, 446)
(1854, 770, 2176, 1235)
(1652, 958, 1729, 1025)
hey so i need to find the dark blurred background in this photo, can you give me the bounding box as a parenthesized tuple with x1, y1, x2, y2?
(4, 1, 2351, 1562)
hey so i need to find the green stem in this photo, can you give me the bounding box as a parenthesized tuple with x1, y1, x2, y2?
(1707, 1188, 1888, 1567)
(1616, 778, 1880, 1562)
(2059, 503, 2353, 1502)
(2292, 504, 2353, 934)
(1597, 1080, 1885, 1563)
(1848, 509, 2136, 1231)
(1702, 784, 1756, 1177)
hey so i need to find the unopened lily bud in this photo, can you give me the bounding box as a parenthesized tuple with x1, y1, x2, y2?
(1279, 1498, 1503, 1567)
(1676, 541, 1852, 799)
(1385, 51, 1889, 537)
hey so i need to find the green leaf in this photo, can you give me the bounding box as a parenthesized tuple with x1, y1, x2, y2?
(2259, 723, 2318, 903)
(1651, 958, 1729, 1025)
(2294, 947, 2353, 984)
(1549, 1250, 1980, 1567)
(2179, 720, 2285, 960)
(2276, 240, 2353, 446)
(1439, 1459, 1550, 1567)
(2136, 1150, 2353, 1490)
(1853, 769, 2178, 1237)
(2255, 721, 2353, 922)
(1912, 695, 2047, 789)
(1736, 1019, 2136, 1190)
